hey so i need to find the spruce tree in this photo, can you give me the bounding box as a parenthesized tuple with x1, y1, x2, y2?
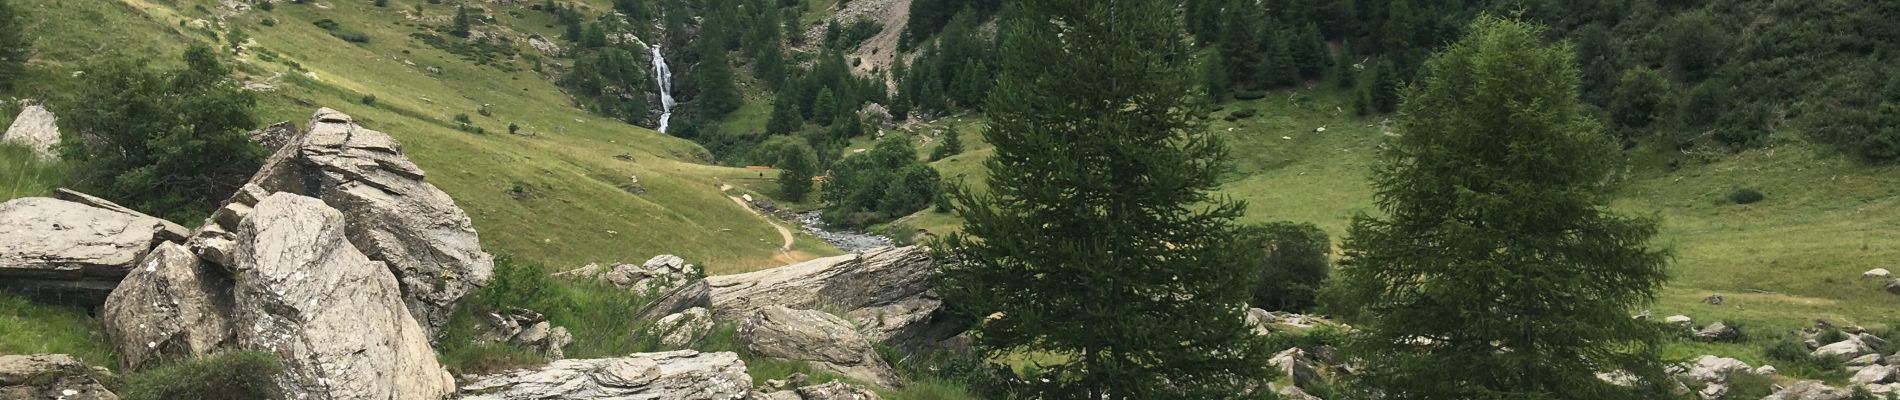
(1263, 29, 1298, 88)
(766, 89, 802, 135)
(1217, 0, 1264, 90)
(1334, 40, 1356, 89)
(937, 1, 1270, 398)
(951, 59, 990, 110)
(1368, 58, 1401, 113)
(694, 39, 741, 118)
(1334, 16, 1672, 400)
(812, 88, 837, 126)
(451, 4, 473, 38)
(929, 126, 962, 161)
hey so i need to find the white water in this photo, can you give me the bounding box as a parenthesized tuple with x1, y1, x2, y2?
(651, 46, 676, 133)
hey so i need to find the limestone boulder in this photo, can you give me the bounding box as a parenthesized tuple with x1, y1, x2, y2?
(1270, 348, 1322, 389)
(100, 242, 235, 371)
(736, 306, 902, 388)
(1764, 380, 1853, 400)
(796, 381, 884, 400)
(0, 196, 176, 306)
(0, 354, 117, 400)
(474, 307, 572, 360)
(652, 307, 715, 348)
(710, 247, 965, 355)
(238, 108, 494, 335)
(2, 104, 60, 160)
(558, 254, 700, 294)
(458, 350, 751, 399)
(231, 193, 454, 400)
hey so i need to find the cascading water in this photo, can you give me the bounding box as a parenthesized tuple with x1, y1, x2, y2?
(651, 46, 676, 133)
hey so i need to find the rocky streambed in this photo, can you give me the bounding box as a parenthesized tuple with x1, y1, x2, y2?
(792, 211, 894, 253)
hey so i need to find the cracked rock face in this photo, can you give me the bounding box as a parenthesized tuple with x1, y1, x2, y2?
(708, 246, 965, 356)
(736, 306, 902, 388)
(240, 108, 494, 336)
(0, 354, 117, 400)
(459, 350, 752, 399)
(0, 196, 176, 306)
(100, 241, 235, 371)
(232, 193, 453, 400)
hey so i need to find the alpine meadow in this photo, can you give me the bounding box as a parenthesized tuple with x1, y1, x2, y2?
(0, 0, 1898, 399)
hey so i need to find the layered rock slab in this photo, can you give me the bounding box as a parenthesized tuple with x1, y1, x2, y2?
(459, 350, 752, 399)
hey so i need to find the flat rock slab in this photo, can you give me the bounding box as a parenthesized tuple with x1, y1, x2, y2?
(460, 350, 752, 399)
(0, 197, 170, 306)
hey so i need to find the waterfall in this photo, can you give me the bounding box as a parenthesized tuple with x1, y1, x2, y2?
(651, 46, 676, 133)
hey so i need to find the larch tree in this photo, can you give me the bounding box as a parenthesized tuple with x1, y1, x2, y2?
(1332, 16, 1673, 400)
(935, 0, 1272, 398)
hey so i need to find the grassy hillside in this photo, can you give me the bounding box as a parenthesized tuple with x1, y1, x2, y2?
(7, 0, 842, 274)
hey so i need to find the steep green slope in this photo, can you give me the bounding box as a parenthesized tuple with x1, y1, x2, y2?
(11, 0, 841, 274)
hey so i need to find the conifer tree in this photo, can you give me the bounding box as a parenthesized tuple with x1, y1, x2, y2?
(1263, 29, 1298, 87)
(766, 89, 802, 135)
(937, 1, 1271, 398)
(951, 59, 990, 110)
(1218, 0, 1264, 90)
(812, 88, 837, 126)
(1334, 16, 1672, 400)
(1334, 40, 1357, 89)
(1367, 58, 1401, 113)
(929, 126, 962, 161)
(694, 38, 741, 118)
(451, 4, 474, 38)
(776, 142, 817, 202)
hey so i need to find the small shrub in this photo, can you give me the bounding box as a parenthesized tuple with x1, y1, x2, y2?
(1229, 109, 1258, 119)
(1233, 91, 1268, 101)
(114, 352, 283, 400)
(360, 95, 377, 106)
(1727, 187, 1765, 205)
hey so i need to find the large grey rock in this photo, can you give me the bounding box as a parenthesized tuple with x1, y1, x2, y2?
(710, 246, 964, 355)
(1813, 337, 1876, 360)
(239, 108, 493, 336)
(0, 197, 175, 306)
(1691, 322, 1741, 342)
(796, 381, 884, 400)
(2, 105, 60, 160)
(1270, 348, 1322, 389)
(736, 306, 902, 388)
(0, 354, 117, 400)
(557, 254, 700, 294)
(1855, 364, 1898, 385)
(459, 350, 752, 399)
(248, 121, 298, 153)
(1680, 355, 1750, 384)
(632, 279, 711, 323)
(100, 242, 235, 371)
(1763, 380, 1853, 400)
(53, 189, 188, 242)
(232, 193, 454, 400)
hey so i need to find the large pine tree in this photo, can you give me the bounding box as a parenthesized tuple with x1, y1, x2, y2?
(936, 1, 1270, 398)
(1333, 16, 1672, 400)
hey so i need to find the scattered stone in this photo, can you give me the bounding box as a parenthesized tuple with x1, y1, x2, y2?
(1698, 383, 1727, 399)
(1270, 348, 1322, 388)
(736, 306, 902, 388)
(1682, 355, 1751, 384)
(0, 196, 175, 306)
(1887, 279, 1900, 295)
(1763, 380, 1853, 400)
(2, 104, 60, 160)
(796, 381, 884, 400)
(1813, 337, 1876, 360)
(1756, 365, 1778, 375)
(1702, 293, 1724, 305)
(652, 307, 715, 348)
(1865, 268, 1893, 280)
(1663, 315, 1693, 327)
(560, 254, 698, 294)
(231, 193, 454, 400)
(100, 242, 235, 371)
(459, 351, 751, 399)
(1692, 322, 1741, 342)
(1847, 353, 1883, 367)
(0, 354, 117, 400)
(476, 307, 572, 359)
(526, 35, 562, 56)
(239, 108, 495, 336)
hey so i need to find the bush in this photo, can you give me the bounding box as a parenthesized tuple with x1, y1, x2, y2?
(1228, 109, 1257, 119)
(1240, 222, 1332, 312)
(1763, 339, 1847, 380)
(1233, 90, 1268, 100)
(360, 95, 376, 106)
(1727, 187, 1765, 205)
(114, 352, 283, 400)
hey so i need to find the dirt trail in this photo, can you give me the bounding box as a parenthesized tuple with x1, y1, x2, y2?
(719, 183, 804, 264)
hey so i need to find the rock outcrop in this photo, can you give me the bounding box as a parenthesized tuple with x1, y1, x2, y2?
(633, 278, 712, 322)
(231, 193, 454, 400)
(557, 254, 701, 294)
(1270, 348, 1322, 389)
(100, 242, 235, 371)
(709, 246, 964, 355)
(239, 108, 494, 335)
(0, 196, 179, 306)
(0, 354, 117, 400)
(459, 350, 752, 399)
(736, 306, 902, 388)
(2, 104, 60, 160)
